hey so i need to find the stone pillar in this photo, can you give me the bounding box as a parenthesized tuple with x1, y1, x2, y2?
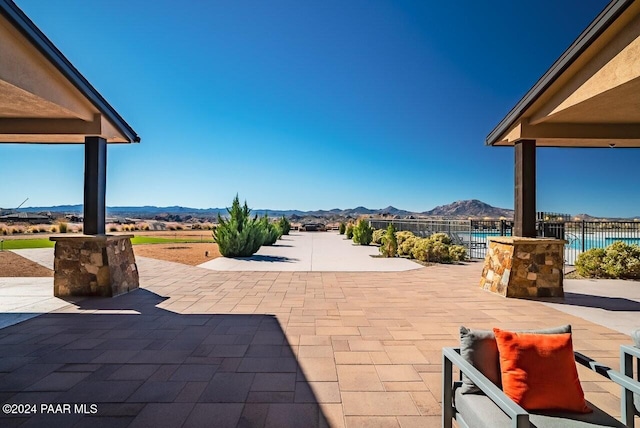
(480, 236, 566, 298)
(50, 235, 138, 297)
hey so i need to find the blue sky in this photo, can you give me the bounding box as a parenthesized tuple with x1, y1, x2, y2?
(3, 0, 638, 217)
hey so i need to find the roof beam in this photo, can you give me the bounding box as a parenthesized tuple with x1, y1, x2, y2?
(521, 121, 640, 140)
(0, 114, 101, 135)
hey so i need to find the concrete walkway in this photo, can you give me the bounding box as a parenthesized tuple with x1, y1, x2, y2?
(0, 277, 71, 329)
(198, 232, 422, 272)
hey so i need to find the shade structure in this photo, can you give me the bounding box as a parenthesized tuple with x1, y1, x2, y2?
(486, 0, 640, 237)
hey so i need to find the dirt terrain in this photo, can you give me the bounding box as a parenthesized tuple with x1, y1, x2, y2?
(0, 251, 53, 277)
(133, 243, 221, 266)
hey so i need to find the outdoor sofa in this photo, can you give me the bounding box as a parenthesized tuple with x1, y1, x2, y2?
(442, 327, 640, 428)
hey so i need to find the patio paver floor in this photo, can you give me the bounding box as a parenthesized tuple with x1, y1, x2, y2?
(0, 256, 637, 427)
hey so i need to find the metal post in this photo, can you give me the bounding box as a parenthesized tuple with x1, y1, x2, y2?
(83, 136, 107, 235)
(514, 140, 536, 237)
(581, 220, 586, 253)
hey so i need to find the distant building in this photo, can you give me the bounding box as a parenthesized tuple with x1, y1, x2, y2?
(0, 212, 51, 224)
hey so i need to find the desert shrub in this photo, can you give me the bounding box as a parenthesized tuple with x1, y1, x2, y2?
(142, 224, 150, 231)
(192, 223, 202, 230)
(353, 219, 373, 245)
(345, 223, 354, 239)
(380, 224, 398, 257)
(58, 222, 68, 233)
(167, 225, 176, 231)
(132, 225, 140, 231)
(395, 231, 415, 246)
(109, 226, 118, 232)
(261, 215, 281, 246)
(0, 227, 7, 235)
(77, 225, 83, 233)
(38, 226, 47, 233)
(449, 245, 467, 262)
(278, 216, 291, 236)
(12, 227, 24, 234)
(213, 195, 265, 257)
(50, 226, 58, 233)
(372, 229, 384, 245)
(176, 224, 183, 230)
(430, 232, 452, 245)
(398, 235, 417, 257)
(411, 237, 432, 261)
(576, 248, 607, 277)
(600, 241, 640, 279)
(338, 222, 346, 235)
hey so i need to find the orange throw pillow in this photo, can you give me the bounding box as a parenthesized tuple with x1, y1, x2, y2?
(493, 328, 591, 413)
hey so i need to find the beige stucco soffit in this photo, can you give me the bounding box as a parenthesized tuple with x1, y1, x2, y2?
(0, 114, 102, 135)
(529, 13, 640, 125)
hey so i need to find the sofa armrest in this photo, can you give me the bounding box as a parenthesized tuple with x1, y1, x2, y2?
(442, 347, 529, 428)
(576, 350, 640, 428)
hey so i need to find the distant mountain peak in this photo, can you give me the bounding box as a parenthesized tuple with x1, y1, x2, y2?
(422, 200, 513, 218)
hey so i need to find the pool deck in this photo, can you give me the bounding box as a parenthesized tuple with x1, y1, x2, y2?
(0, 248, 638, 427)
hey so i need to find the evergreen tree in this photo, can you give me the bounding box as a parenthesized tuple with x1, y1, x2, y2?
(213, 195, 265, 257)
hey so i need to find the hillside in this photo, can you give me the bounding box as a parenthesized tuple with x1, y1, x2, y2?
(8, 199, 515, 220)
(422, 199, 513, 218)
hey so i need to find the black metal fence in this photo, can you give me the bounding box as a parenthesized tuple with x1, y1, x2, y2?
(369, 218, 640, 265)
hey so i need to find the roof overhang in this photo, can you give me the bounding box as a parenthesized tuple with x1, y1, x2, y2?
(486, 0, 640, 148)
(0, 0, 140, 144)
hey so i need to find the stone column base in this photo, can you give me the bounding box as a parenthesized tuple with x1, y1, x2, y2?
(479, 237, 566, 298)
(50, 235, 139, 297)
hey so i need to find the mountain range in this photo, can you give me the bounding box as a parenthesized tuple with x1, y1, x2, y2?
(3, 199, 514, 219)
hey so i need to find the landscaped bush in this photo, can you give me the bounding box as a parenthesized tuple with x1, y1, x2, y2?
(379, 224, 398, 258)
(398, 235, 417, 257)
(50, 226, 58, 233)
(0, 227, 7, 235)
(448, 245, 467, 262)
(338, 222, 346, 235)
(410, 234, 466, 263)
(175, 224, 183, 230)
(576, 242, 640, 279)
(345, 224, 354, 239)
(12, 227, 24, 234)
(353, 219, 373, 245)
(109, 225, 118, 232)
(58, 222, 68, 233)
(278, 216, 291, 235)
(214, 195, 265, 257)
(395, 231, 415, 246)
(261, 215, 282, 246)
(372, 229, 385, 245)
(411, 238, 432, 261)
(38, 226, 47, 233)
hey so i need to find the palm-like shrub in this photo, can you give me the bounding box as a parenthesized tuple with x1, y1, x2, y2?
(58, 222, 68, 233)
(278, 216, 291, 235)
(338, 222, 346, 235)
(353, 219, 373, 245)
(380, 224, 398, 257)
(214, 195, 265, 257)
(345, 223, 354, 239)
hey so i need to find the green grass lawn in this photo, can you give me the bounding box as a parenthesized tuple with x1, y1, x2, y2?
(0, 235, 213, 250)
(0, 239, 55, 250)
